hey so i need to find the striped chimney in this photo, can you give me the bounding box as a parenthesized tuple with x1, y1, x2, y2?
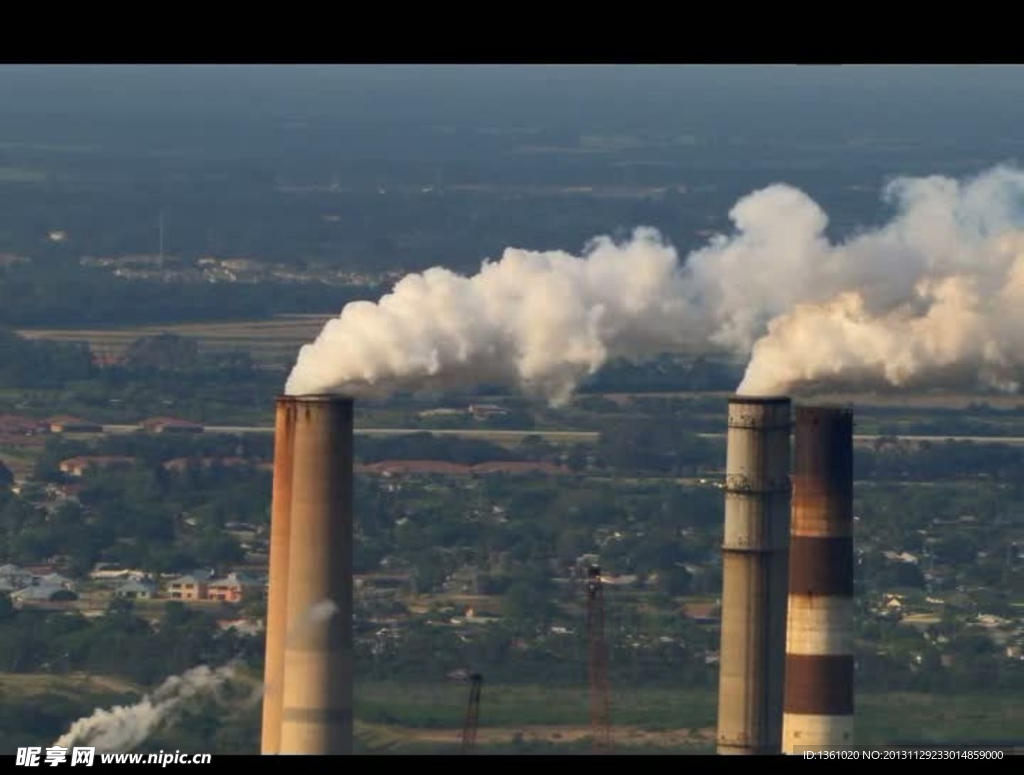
(782, 406, 854, 754)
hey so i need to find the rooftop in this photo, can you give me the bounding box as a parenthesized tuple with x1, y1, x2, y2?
(48, 415, 100, 425)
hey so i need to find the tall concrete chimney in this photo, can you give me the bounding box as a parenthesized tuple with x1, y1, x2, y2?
(717, 395, 791, 755)
(261, 396, 297, 754)
(783, 406, 854, 753)
(278, 395, 354, 754)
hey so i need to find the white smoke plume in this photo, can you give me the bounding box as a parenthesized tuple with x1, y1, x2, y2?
(261, 600, 341, 702)
(286, 165, 1024, 399)
(306, 599, 339, 625)
(54, 665, 235, 752)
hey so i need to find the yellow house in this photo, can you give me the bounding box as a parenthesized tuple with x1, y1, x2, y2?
(166, 574, 208, 600)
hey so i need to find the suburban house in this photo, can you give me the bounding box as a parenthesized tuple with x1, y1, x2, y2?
(59, 456, 135, 477)
(468, 403, 509, 419)
(140, 417, 204, 434)
(37, 573, 74, 591)
(114, 579, 157, 599)
(89, 563, 148, 581)
(48, 415, 103, 433)
(0, 563, 35, 590)
(166, 574, 208, 600)
(206, 572, 262, 603)
(11, 585, 77, 607)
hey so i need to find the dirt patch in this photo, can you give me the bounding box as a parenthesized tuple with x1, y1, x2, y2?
(393, 724, 714, 746)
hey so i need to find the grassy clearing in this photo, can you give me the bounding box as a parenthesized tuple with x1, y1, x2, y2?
(0, 672, 139, 700)
(354, 721, 712, 754)
(16, 314, 332, 367)
(3, 675, 1020, 754)
(356, 681, 714, 731)
(354, 682, 1024, 751)
(857, 692, 1024, 745)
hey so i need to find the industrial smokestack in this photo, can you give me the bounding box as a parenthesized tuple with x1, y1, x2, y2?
(717, 396, 791, 755)
(278, 395, 354, 754)
(261, 396, 296, 754)
(783, 406, 854, 753)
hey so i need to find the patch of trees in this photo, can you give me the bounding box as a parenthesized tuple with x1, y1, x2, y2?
(856, 440, 1024, 483)
(0, 328, 96, 388)
(581, 355, 742, 394)
(356, 433, 518, 465)
(0, 329, 283, 424)
(0, 264, 373, 327)
(0, 599, 255, 687)
(32, 433, 273, 484)
(2, 459, 268, 573)
(596, 417, 720, 475)
(355, 603, 718, 689)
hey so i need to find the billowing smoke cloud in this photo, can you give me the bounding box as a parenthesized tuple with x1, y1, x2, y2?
(287, 165, 1024, 399)
(737, 170, 1024, 394)
(54, 665, 234, 752)
(286, 229, 703, 404)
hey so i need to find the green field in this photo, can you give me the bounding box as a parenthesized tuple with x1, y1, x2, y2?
(16, 314, 332, 368)
(0, 672, 139, 700)
(3, 672, 1021, 754)
(352, 682, 1024, 753)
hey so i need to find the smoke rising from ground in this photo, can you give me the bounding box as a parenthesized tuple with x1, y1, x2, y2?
(54, 665, 234, 752)
(286, 166, 1024, 399)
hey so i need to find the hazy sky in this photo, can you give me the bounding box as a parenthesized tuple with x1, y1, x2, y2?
(1, 65, 1021, 163)
(2, 64, 1022, 122)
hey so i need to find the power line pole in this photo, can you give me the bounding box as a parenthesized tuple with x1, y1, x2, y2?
(461, 673, 482, 754)
(586, 565, 613, 754)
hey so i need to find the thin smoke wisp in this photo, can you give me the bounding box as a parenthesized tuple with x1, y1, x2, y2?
(54, 665, 235, 752)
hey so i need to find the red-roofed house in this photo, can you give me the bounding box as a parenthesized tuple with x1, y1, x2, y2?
(48, 415, 102, 433)
(206, 572, 263, 603)
(59, 456, 135, 477)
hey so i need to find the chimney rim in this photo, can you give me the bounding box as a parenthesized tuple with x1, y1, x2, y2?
(728, 394, 791, 406)
(278, 393, 355, 404)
